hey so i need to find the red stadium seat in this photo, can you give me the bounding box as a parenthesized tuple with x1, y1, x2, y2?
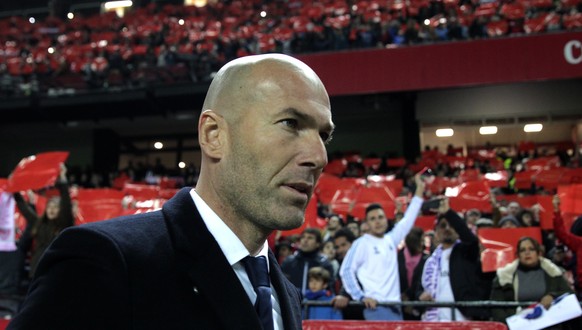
(525, 156, 560, 171)
(387, 157, 406, 168)
(563, 13, 582, 30)
(561, 0, 581, 8)
(362, 157, 381, 171)
(483, 171, 509, 188)
(367, 175, 403, 196)
(500, 3, 526, 20)
(530, 0, 554, 8)
(524, 13, 560, 34)
(323, 158, 348, 176)
(512, 170, 539, 190)
(486, 20, 509, 37)
(316, 173, 362, 204)
(459, 169, 481, 182)
(122, 183, 160, 200)
(474, 2, 500, 17)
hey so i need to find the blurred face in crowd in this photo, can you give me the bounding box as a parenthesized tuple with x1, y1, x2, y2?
(327, 215, 342, 231)
(45, 198, 60, 220)
(466, 212, 479, 226)
(333, 236, 352, 261)
(508, 202, 520, 216)
(366, 208, 387, 238)
(299, 232, 321, 253)
(436, 219, 459, 246)
(500, 220, 518, 229)
(308, 278, 326, 292)
(518, 239, 540, 268)
(277, 245, 292, 263)
(322, 240, 336, 260)
(346, 222, 360, 238)
(521, 212, 534, 226)
(197, 54, 334, 248)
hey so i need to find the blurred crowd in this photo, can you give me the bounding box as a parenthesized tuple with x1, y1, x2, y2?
(1, 0, 581, 96)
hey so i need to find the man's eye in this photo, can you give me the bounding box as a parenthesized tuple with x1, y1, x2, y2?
(280, 119, 298, 129)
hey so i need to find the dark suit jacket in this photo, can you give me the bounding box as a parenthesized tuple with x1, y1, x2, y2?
(8, 188, 302, 330)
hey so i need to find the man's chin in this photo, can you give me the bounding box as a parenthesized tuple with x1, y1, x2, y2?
(275, 217, 305, 231)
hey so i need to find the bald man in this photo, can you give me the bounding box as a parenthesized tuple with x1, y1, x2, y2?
(8, 54, 334, 330)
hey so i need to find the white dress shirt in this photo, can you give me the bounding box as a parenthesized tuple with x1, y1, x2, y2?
(190, 189, 283, 330)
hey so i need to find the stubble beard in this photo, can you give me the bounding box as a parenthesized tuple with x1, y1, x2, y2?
(221, 141, 306, 232)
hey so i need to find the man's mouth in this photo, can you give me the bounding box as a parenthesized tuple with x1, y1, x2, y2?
(284, 182, 313, 197)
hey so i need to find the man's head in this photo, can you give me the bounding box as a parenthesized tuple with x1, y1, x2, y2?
(195, 54, 334, 246)
(308, 266, 331, 292)
(326, 214, 343, 231)
(465, 209, 481, 226)
(333, 227, 356, 262)
(507, 202, 521, 217)
(435, 216, 459, 247)
(499, 215, 520, 229)
(299, 228, 323, 253)
(345, 221, 360, 238)
(365, 203, 387, 238)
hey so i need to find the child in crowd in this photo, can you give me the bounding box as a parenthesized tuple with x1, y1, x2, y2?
(303, 267, 343, 320)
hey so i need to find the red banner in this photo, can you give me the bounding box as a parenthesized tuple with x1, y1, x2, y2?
(298, 32, 582, 95)
(75, 188, 125, 224)
(6, 151, 69, 193)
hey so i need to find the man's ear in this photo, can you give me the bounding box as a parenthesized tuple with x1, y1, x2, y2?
(198, 110, 227, 159)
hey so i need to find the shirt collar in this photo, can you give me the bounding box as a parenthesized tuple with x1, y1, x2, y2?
(190, 189, 269, 269)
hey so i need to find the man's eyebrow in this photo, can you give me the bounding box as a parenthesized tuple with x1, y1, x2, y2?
(280, 107, 335, 135)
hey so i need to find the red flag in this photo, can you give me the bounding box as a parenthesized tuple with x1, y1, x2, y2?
(6, 151, 69, 193)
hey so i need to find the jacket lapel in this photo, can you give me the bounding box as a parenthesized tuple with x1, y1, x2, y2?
(269, 250, 302, 330)
(162, 188, 261, 329)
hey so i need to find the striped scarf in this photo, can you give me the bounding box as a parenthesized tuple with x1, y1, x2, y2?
(421, 241, 459, 321)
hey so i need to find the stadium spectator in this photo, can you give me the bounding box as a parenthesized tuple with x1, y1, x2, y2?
(330, 228, 364, 320)
(465, 208, 481, 235)
(322, 213, 343, 242)
(275, 239, 293, 265)
(517, 208, 539, 227)
(339, 174, 424, 321)
(321, 240, 340, 279)
(0, 190, 35, 314)
(553, 195, 582, 298)
(12, 164, 73, 278)
(281, 228, 336, 294)
(398, 226, 429, 320)
(303, 267, 342, 320)
(419, 198, 491, 321)
(498, 215, 521, 228)
(490, 237, 573, 326)
(507, 201, 522, 217)
(8, 53, 333, 330)
(345, 220, 361, 238)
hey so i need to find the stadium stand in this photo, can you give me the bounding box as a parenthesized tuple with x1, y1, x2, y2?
(0, 0, 581, 96)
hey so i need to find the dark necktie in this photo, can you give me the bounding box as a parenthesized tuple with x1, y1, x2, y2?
(242, 255, 274, 330)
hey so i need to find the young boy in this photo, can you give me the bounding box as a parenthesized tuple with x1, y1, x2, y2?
(303, 267, 343, 320)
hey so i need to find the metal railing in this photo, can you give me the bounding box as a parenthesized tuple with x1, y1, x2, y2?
(302, 299, 582, 320)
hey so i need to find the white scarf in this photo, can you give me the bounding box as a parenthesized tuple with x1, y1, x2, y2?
(421, 241, 459, 321)
(0, 191, 16, 251)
